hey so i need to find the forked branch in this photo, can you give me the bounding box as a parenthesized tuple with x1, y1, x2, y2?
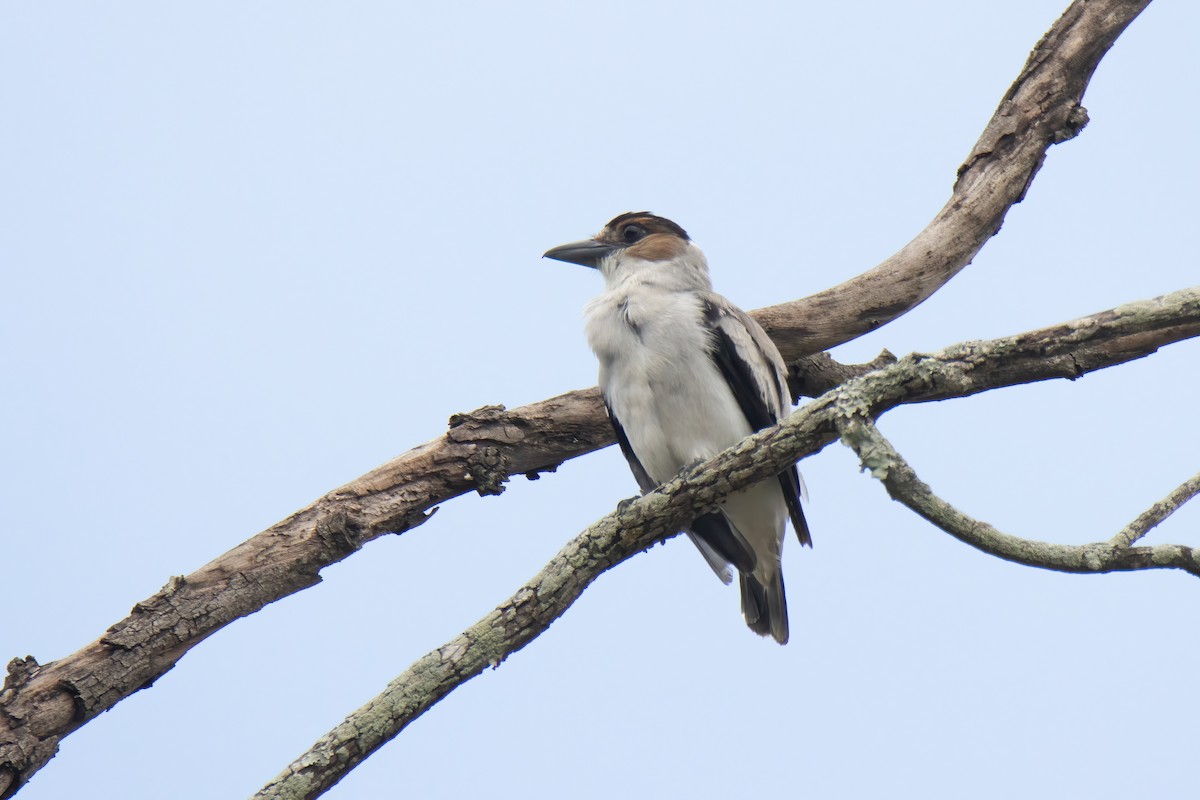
(839, 417, 1200, 575)
(0, 1, 1160, 796)
(256, 288, 1200, 800)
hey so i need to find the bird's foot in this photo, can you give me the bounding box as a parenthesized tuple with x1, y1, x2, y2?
(616, 496, 639, 513)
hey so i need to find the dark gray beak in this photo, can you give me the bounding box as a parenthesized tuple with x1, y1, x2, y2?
(543, 239, 617, 269)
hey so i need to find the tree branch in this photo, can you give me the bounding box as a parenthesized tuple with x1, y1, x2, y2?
(789, 350, 898, 399)
(256, 287, 1200, 800)
(838, 416, 1200, 576)
(1110, 472, 1200, 549)
(754, 0, 1153, 355)
(0, 1, 1157, 795)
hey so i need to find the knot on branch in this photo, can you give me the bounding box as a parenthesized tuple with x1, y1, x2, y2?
(466, 446, 508, 496)
(315, 512, 369, 553)
(448, 404, 507, 429)
(2, 657, 40, 698)
(446, 405, 519, 494)
(1052, 104, 1090, 143)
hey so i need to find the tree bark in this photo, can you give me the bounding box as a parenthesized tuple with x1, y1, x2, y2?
(839, 417, 1200, 575)
(256, 287, 1200, 800)
(0, 0, 1157, 796)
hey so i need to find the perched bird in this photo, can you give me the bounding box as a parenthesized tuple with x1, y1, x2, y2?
(544, 212, 811, 644)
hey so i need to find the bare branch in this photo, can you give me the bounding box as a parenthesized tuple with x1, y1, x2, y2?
(838, 416, 1200, 576)
(754, 0, 1152, 355)
(0, 1, 1159, 794)
(256, 288, 1200, 800)
(789, 350, 897, 399)
(1110, 472, 1200, 549)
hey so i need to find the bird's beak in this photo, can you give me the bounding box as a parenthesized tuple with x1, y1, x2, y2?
(542, 239, 617, 269)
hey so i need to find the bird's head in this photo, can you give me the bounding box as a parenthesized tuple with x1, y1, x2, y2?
(544, 212, 710, 289)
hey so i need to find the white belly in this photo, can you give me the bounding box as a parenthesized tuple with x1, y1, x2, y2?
(586, 288, 750, 482)
(585, 284, 787, 575)
(609, 352, 750, 484)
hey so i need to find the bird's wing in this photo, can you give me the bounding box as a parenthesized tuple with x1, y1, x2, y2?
(702, 296, 812, 547)
(604, 398, 752, 581)
(604, 399, 657, 494)
(684, 529, 734, 585)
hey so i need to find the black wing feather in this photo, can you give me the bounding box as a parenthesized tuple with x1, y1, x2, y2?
(690, 512, 756, 574)
(704, 303, 812, 548)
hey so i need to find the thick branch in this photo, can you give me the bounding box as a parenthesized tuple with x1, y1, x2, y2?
(754, 0, 1152, 354)
(838, 417, 1200, 576)
(256, 288, 1200, 800)
(0, 2, 1157, 795)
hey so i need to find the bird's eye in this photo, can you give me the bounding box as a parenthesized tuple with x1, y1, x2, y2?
(622, 224, 646, 243)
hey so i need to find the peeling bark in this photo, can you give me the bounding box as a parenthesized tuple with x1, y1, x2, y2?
(256, 287, 1200, 800)
(0, 0, 1159, 796)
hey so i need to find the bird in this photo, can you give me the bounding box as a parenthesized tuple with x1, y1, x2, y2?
(544, 212, 811, 644)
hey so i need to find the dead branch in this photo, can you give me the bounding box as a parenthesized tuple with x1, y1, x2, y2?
(838, 416, 1200, 576)
(0, 1, 1157, 795)
(255, 287, 1200, 800)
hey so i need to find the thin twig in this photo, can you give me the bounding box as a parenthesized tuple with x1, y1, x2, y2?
(1109, 471, 1200, 548)
(838, 416, 1200, 577)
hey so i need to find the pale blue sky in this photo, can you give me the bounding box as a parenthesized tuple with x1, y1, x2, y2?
(2, 3, 1198, 798)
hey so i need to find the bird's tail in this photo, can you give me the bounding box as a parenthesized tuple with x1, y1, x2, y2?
(739, 570, 789, 645)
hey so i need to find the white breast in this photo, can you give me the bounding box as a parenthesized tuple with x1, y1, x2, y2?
(584, 285, 752, 485)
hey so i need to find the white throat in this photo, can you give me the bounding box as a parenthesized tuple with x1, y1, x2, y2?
(599, 241, 714, 294)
